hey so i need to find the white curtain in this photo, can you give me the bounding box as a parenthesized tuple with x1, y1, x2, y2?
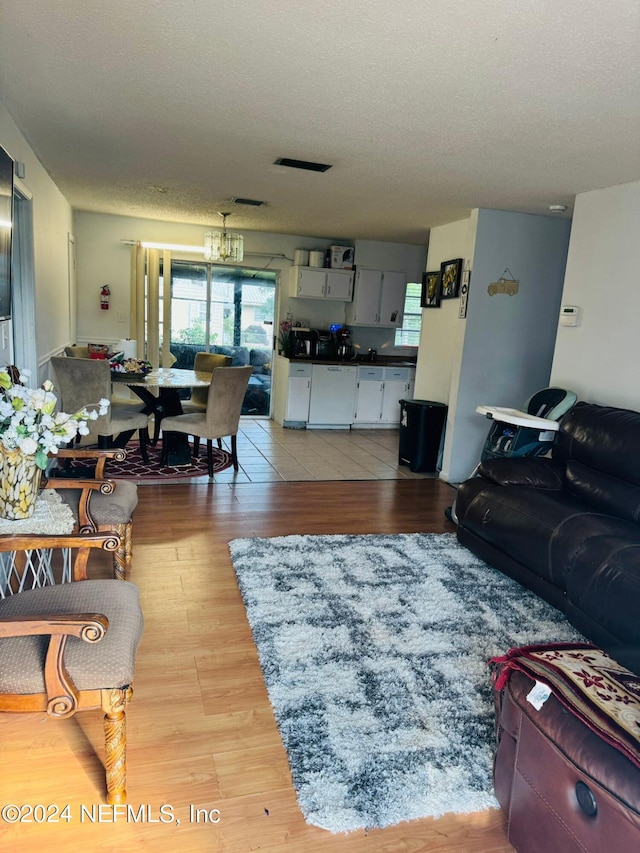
(130, 245, 172, 367)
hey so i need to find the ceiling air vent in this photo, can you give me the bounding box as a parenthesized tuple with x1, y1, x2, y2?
(274, 157, 333, 173)
(231, 197, 266, 206)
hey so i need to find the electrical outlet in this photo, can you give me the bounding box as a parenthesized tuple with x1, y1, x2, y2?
(117, 311, 126, 323)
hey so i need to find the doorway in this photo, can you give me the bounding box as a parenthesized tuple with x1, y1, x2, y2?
(164, 261, 276, 416)
(11, 186, 38, 381)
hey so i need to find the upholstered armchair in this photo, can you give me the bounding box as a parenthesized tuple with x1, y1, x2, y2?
(0, 533, 144, 804)
(160, 365, 253, 475)
(45, 447, 138, 580)
(51, 356, 151, 461)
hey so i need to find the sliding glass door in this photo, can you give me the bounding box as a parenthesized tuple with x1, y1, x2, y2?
(164, 261, 276, 416)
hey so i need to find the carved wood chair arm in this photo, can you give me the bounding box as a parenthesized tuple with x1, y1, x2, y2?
(42, 478, 116, 533)
(49, 447, 127, 479)
(0, 613, 108, 640)
(0, 532, 120, 581)
(0, 613, 109, 717)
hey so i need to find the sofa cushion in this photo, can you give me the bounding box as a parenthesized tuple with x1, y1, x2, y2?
(249, 348, 271, 375)
(478, 457, 565, 490)
(565, 459, 640, 523)
(457, 482, 590, 588)
(212, 345, 249, 366)
(554, 403, 640, 486)
(563, 524, 640, 661)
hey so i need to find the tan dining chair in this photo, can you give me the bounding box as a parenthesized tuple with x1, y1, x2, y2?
(181, 352, 233, 414)
(0, 532, 144, 804)
(160, 365, 253, 476)
(64, 345, 91, 359)
(51, 357, 151, 461)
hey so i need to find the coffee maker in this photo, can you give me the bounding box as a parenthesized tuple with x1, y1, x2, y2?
(335, 326, 354, 361)
(289, 328, 318, 358)
(315, 331, 335, 359)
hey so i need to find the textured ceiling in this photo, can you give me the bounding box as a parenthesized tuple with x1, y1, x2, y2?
(1, 0, 639, 244)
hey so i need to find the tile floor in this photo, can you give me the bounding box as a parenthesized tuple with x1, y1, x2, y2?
(210, 418, 437, 484)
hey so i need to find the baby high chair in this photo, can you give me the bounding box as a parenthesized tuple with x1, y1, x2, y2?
(446, 387, 577, 523)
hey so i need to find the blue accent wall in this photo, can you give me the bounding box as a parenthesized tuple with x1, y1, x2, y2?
(446, 209, 571, 483)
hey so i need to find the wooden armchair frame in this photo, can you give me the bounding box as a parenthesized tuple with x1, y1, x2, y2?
(0, 533, 141, 804)
(44, 447, 135, 580)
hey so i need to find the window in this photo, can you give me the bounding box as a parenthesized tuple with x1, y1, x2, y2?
(394, 281, 422, 347)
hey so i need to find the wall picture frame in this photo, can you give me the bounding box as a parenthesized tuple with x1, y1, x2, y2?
(439, 257, 463, 299)
(421, 270, 441, 307)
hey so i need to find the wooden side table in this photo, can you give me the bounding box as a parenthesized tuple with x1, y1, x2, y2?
(0, 490, 75, 597)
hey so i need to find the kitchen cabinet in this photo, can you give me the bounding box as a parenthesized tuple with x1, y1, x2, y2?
(345, 269, 406, 327)
(380, 367, 414, 424)
(354, 367, 385, 424)
(308, 364, 357, 428)
(353, 366, 415, 426)
(272, 357, 312, 427)
(290, 266, 354, 301)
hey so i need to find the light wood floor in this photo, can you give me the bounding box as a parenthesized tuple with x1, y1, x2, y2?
(0, 480, 514, 852)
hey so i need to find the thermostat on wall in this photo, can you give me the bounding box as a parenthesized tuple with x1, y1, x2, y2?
(560, 305, 580, 326)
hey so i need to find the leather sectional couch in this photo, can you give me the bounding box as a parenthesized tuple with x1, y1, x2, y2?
(456, 401, 640, 676)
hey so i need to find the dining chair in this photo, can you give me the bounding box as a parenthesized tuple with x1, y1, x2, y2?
(51, 357, 151, 461)
(160, 365, 253, 475)
(64, 345, 91, 358)
(0, 532, 144, 804)
(181, 352, 233, 414)
(44, 447, 138, 580)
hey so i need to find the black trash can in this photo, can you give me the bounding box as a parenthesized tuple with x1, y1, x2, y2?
(398, 399, 447, 473)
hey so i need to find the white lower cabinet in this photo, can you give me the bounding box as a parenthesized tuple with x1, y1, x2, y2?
(307, 364, 357, 427)
(381, 367, 415, 424)
(354, 367, 415, 426)
(285, 362, 312, 424)
(276, 359, 415, 429)
(354, 367, 384, 424)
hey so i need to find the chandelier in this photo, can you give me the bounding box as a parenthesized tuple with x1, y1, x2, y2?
(204, 212, 244, 262)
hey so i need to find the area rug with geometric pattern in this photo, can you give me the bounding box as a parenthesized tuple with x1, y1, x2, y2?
(58, 441, 233, 483)
(228, 532, 584, 833)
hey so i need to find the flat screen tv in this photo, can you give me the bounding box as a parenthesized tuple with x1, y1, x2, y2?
(0, 144, 14, 321)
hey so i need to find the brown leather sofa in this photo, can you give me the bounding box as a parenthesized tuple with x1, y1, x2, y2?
(456, 401, 640, 676)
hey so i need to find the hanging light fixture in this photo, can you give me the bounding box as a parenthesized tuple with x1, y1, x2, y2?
(204, 211, 244, 262)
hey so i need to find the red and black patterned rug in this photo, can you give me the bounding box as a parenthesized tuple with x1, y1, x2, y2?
(108, 442, 233, 482)
(59, 441, 234, 483)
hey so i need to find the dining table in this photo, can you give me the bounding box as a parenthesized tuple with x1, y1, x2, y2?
(111, 368, 212, 466)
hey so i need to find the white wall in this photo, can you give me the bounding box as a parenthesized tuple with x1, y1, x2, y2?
(0, 102, 74, 374)
(414, 215, 476, 403)
(72, 211, 339, 346)
(550, 180, 640, 410)
(73, 213, 429, 357)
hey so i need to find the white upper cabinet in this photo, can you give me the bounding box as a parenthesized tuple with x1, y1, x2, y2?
(378, 271, 406, 327)
(346, 269, 406, 327)
(290, 266, 354, 301)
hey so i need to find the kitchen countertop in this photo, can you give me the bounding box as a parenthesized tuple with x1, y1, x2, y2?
(287, 356, 416, 367)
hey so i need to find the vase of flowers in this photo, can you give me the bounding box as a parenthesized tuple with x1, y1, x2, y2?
(0, 366, 110, 520)
(278, 320, 292, 357)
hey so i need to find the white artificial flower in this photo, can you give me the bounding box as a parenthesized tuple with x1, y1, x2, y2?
(17, 436, 39, 455)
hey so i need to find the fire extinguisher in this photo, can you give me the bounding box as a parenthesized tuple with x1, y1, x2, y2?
(100, 285, 110, 310)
